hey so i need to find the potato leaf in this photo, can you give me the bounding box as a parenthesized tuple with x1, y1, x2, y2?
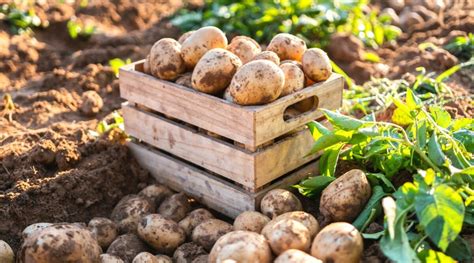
(307, 130, 351, 155)
(445, 236, 472, 262)
(427, 133, 447, 167)
(322, 109, 365, 130)
(293, 176, 335, 198)
(417, 249, 456, 263)
(307, 121, 331, 140)
(429, 107, 451, 129)
(319, 143, 344, 177)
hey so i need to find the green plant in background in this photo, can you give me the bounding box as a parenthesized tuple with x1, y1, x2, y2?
(0, 3, 42, 34)
(67, 17, 96, 40)
(109, 58, 132, 77)
(89, 111, 129, 144)
(171, 0, 400, 48)
(444, 33, 474, 61)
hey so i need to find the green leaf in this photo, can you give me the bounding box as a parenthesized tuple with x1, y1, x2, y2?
(453, 130, 474, 153)
(367, 173, 396, 192)
(353, 186, 386, 230)
(322, 109, 364, 130)
(454, 166, 474, 176)
(414, 184, 464, 251)
(406, 89, 422, 110)
(416, 121, 427, 148)
(307, 121, 331, 140)
(363, 231, 384, 239)
(452, 118, 472, 131)
(429, 107, 451, 129)
(445, 236, 472, 262)
(392, 99, 414, 126)
(427, 133, 447, 167)
(319, 143, 344, 177)
(293, 176, 336, 198)
(418, 249, 455, 263)
(330, 60, 353, 88)
(362, 52, 381, 63)
(435, 64, 461, 83)
(307, 130, 351, 155)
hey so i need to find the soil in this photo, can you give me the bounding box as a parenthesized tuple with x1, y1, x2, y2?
(0, 0, 472, 259)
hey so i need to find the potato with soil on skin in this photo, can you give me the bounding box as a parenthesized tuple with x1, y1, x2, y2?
(302, 48, 332, 82)
(260, 189, 302, 218)
(178, 30, 196, 44)
(191, 48, 242, 94)
(192, 254, 209, 263)
(21, 222, 53, 240)
(80, 90, 103, 116)
(132, 252, 162, 263)
(233, 211, 270, 233)
(320, 169, 371, 222)
(19, 224, 102, 263)
(262, 219, 311, 255)
(209, 231, 272, 263)
(192, 219, 233, 251)
(266, 33, 307, 61)
(178, 208, 215, 238)
(311, 222, 363, 263)
(88, 217, 118, 249)
(0, 240, 14, 263)
(227, 36, 261, 64)
(100, 253, 125, 263)
(155, 255, 173, 263)
(110, 194, 154, 233)
(264, 211, 319, 239)
(138, 184, 173, 207)
(279, 62, 305, 97)
(181, 26, 228, 68)
(229, 60, 285, 105)
(222, 87, 233, 102)
(137, 214, 186, 254)
(149, 38, 186, 80)
(274, 249, 322, 263)
(158, 192, 191, 222)
(175, 72, 193, 88)
(107, 233, 150, 263)
(251, 50, 280, 65)
(173, 242, 208, 263)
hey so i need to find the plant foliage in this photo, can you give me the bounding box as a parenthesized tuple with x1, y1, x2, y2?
(444, 33, 474, 61)
(67, 17, 96, 40)
(0, 3, 42, 34)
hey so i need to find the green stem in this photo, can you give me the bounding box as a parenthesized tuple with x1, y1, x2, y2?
(414, 234, 429, 251)
(360, 208, 377, 233)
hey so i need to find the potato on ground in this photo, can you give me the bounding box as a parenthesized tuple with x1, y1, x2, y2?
(191, 48, 242, 94)
(262, 219, 311, 255)
(178, 30, 196, 44)
(266, 33, 307, 61)
(80, 90, 103, 116)
(311, 222, 363, 263)
(302, 48, 332, 82)
(137, 214, 186, 254)
(209, 231, 272, 263)
(0, 240, 14, 263)
(179, 208, 215, 237)
(149, 38, 186, 80)
(227, 36, 261, 64)
(133, 252, 163, 263)
(158, 192, 191, 222)
(192, 254, 209, 263)
(229, 60, 284, 105)
(280, 62, 305, 96)
(111, 194, 154, 233)
(251, 51, 280, 65)
(320, 169, 371, 222)
(155, 255, 173, 263)
(181, 26, 228, 68)
(138, 184, 173, 207)
(88, 217, 118, 249)
(107, 233, 150, 263)
(192, 219, 233, 251)
(100, 253, 124, 263)
(265, 211, 319, 238)
(260, 189, 302, 218)
(173, 242, 207, 263)
(21, 222, 53, 240)
(19, 224, 102, 263)
(233, 211, 270, 233)
(274, 249, 322, 263)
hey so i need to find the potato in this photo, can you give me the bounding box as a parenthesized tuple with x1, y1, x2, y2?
(0, 240, 14, 263)
(311, 222, 363, 263)
(209, 231, 272, 263)
(149, 38, 186, 80)
(181, 26, 228, 68)
(133, 252, 161, 263)
(155, 255, 173, 263)
(265, 211, 319, 239)
(192, 219, 233, 251)
(233, 211, 270, 233)
(107, 233, 150, 263)
(302, 48, 332, 82)
(143, 55, 150, 74)
(175, 72, 193, 88)
(260, 189, 302, 218)
(173, 242, 207, 263)
(227, 36, 261, 64)
(19, 224, 102, 263)
(111, 194, 154, 233)
(22, 222, 53, 240)
(100, 253, 125, 263)
(192, 254, 209, 263)
(274, 249, 322, 263)
(179, 208, 215, 237)
(267, 33, 307, 61)
(178, 30, 196, 44)
(80, 90, 103, 116)
(138, 184, 173, 207)
(320, 169, 371, 222)
(88, 217, 118, 249)
(262, 219, 311, 255)
(158, 192, 191, 222)
(229, 60, 284, 105)
(222, 88, 233, 102)
(280, 62, 305, 96)
(137, 214, 186, 254)
(192, 48, 242, 94)
(251, 51, 280, 65)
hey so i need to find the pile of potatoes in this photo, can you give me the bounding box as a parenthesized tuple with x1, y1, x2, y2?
(144, 26, 332, 106)
(11, 169, 370, 263)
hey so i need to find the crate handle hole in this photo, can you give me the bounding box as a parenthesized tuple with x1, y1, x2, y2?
(283, 96, 319, 122)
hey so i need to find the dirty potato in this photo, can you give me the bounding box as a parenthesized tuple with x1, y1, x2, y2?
(260, 189, 302, 218)
(227, 36, 261, 64)
(178, 208, 215, 238)
(137, 214, 186, 254)
(110, 194, 154, 233)
(149, 38, 186, 80)
(262, 219, 311, 255)
(132, 252, 161, 263)
(0, 240, 14, 263)
(302, 48, 332, 82)
(280, 62, 305, 96)
(178, 30, 196, 44)
(267, 33, 307, 61)
(100, 253, 124, 263)
(265, 211, 319, 239)
(274, 249, 322, 263)
(173, 242, 207, 263)
(88, 217, 118, 249)
(181, 26, 228, 68)
(192, 219, 233, 251)
(21, 222, 53, 240)
(233, 211, 270, 233)
(158, 192, 191, 222)
(192, 48, 242, 94)
(80, 90, 103, 116)
(192, 254, 209, 263)
(251, 51, 280, 65)
(209, 231, 272, 263)
(229, 60, 284, 105)
(138, 184, 173, 207)
(107, 233, 150, 263)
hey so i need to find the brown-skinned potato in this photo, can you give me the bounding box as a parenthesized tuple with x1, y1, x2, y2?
(0, 240, 14, 263)
(181, 26, 228, 68)
(178, 208, 215, 238)
(302, 48, 332, 82)
(261, 219, 311, 255)
(178, 30, 196, 44)
(279, 62, 305, 96)
(149, 38, 186, 80)
(260, 189, 302, 218)
(106, 234, 149, 263)
(233, 211, 270, 233)
(88, 217, 118, 249)
(110, 194, 154, 233)
(264, 211, 319, 239)
(275, 249, 322, 263)
(209, 231, 272, 263)
(192, 219, 233, 251)
(251, 51, 280, 65)
(227, 36, 261, 64)
(267, 33, 307, 61)
(158, 192, 191, 222)
(137, 214, 186, 254)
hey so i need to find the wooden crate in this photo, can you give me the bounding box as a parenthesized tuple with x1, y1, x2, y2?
(128, 142, 319, 218)
(120, 60, 343, 150)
